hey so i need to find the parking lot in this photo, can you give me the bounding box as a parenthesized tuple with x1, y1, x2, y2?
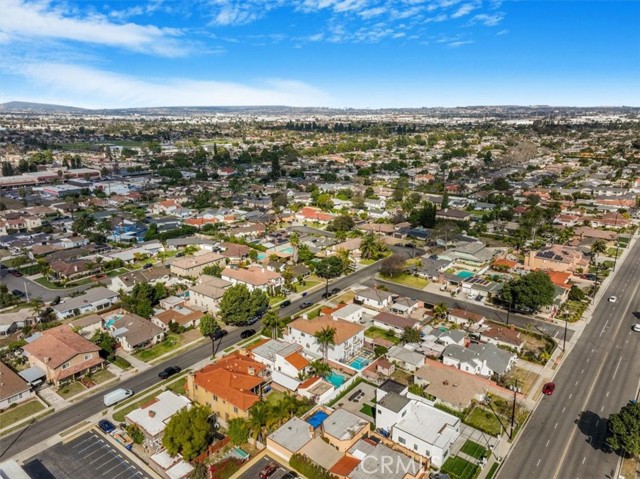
(23, 430, 151, 479)
(240, 455, 296, 479)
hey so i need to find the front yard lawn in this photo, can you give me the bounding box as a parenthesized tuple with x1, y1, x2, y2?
(294, 280, 320, 293)
(110, 356, 132, 370)
(57, 382, 86, 399)
(134, 334, 181, 362)
(166, 377, 187, 395)
(461, 440, 488, 460)
(379, 273, 429, 289)
(441, 456, 480, 479)
(92, 369, 116, 385)
(464, 407, 503, 437)
(269, 295, 287, 306)
(0, 399, 45, 429)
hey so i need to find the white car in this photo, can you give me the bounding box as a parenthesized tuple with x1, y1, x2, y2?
(608, 296, 617, 303)
(633, 324, 640, 333)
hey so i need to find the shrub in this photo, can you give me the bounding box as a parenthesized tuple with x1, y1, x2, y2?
(289, 454, 339, 479)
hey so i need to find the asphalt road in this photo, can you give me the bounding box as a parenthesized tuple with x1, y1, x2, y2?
(497, 238, 640, 479)
(0, 268, 93, 302)
(366, 278, 574, 341)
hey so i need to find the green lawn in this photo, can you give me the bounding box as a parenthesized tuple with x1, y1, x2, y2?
(485, 462, 500, 479)
(34, 276, 92, 289)
(166, 377, 187, 395)
(110, 356, 132, 370)
(134, 335, 181, 362)
(464, 407, 503, 437)
(306, 307, 322, 319)
(380, 273, 429, 289)
(0, 400, 45, 429)
(92, 369, 116, 384)
(441, 456, 480, 479)
(365, 326, 401, 345)
(269, 295, 287, 306)
(359, 404, 375, 418)
(294, 280, 320, 293)
(461, 440, 488, 460)
(266, 390, 286, 405)
(57, 382, 86, 399)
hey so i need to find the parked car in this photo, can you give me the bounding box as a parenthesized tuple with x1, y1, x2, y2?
(12, 289, 25, 298)
(158, 366, 181, 380)
(247, 315, 260, 325)
(632, 324, 640, 332)
(143, 263, 153, 269)
(98, 419, 116, 434)
(240, 329, 256, 339)
(542, 382, 556, 395)
(213, 329, 228, 340)
(300, 302, 312, 309)
(11, 270, 22, 277)
(103, 388, 133, 407)
(259, 463, 278, 479)
(330, 287, 341, 295)
(608, 296, 617, 303)
(50, 296, 61, 306)
(281, 473, 298, 479)
(279, 300, 292, 308)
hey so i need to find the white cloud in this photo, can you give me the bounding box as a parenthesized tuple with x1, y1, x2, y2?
(0, 0, 186, 56)
(451, 2, 479, 19)
(471, 12, 504, 26)
(10, 62, 332, 108)
(448, 39, 474, 47)
(359, 6, 387, 19)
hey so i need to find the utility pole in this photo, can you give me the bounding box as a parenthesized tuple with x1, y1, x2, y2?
(510, 379, 519, 439)
(612, 212, 620, 272)
(563, 314, 568, 351)
(506, 295, 514, 326)
(24, 280, 29, 302)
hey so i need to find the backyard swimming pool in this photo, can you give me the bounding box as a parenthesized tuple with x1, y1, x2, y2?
(327, 371, 346, 387)
(457, 271, 474, 279)
(349, 357, 370, 370)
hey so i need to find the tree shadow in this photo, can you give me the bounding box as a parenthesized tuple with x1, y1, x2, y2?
(576, 410, 612, 453)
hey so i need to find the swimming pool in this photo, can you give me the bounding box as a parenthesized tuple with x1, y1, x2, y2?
(457, 271, 474, 279)
(349, 357, 370, 370)
(326, 371, 346, 388)
(257, 253, 267, 260)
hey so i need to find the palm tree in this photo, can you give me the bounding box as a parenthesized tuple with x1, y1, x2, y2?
(359, 233, 379, 260)
(309, 359, 331, 378)
(262, 310, 284, 339)
(289, 232, 300, 263)
(247, 401, 269, 443)
(29, 298, 44, 317)
(433, 303, 449, 321)
(314, 326, 336, 363)
(591, 239, 607, 291)
(335, 248, 353, 272)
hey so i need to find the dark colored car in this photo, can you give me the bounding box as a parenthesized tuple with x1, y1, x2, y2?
(279, 300, 292, 308)
(50, 296, 61, 306)
(247, 315, 260, 325)
(11, 270, 23, 277)
(159, 366, 181, 380)
(321, 292, 333, 299)
(281, 473, 298, 479)
(299, 302, 312, 309)
(259, 463, 278, 479)
(143, 263, 153, 269)
(12, 289, 25, 298)
(240, 329, 256, 339)
(213, 329, 228, 340)
(330, 287, 341, 295)
(542, 382, 556, 395)
(98, 419, 116, 434)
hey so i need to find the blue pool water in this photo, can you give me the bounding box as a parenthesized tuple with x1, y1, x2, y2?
(349, 357, 370, 370)
(307, 411, 329, 429)
(457, 271, 474, 279)
(257, 253, 267, 260)
(326, 371, 346, 388)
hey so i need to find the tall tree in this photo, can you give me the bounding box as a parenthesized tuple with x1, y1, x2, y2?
(400, 326, 422, 344)
(262, 310, 284, 340)
(500, 271, 556, 313)
(607, 401, 640, 457)
(314, 326, 336, 363)
(315, 256, 344, 297)
(199, 313, 223, 357)
(162, 404, 214, 460)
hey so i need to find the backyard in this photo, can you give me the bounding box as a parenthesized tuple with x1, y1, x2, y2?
(364, 326, 401, 345)
(460, 440, 488, 460)
(464, 406, 503, 437)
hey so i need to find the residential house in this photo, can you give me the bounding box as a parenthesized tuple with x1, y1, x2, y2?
(267, 417, 314, 462)
(435, 208, 471, 222)
(69, 314, 103, 339)
(460, 276, 503, 301)
(187, 276, 232, 313)
(221, 265, 284, 293)
(104, 311, 165, 352)
(448, 308, 485, 328)
(354, 288, 394, 309)
(442, 342, 517, 378)
(52, 287, 119, 320)
(322, 408, 369, 452)
(109, 267, 172, 293)
(0, 362, 35, 409)
(386, 345, 426, 372)
(524, 245, 589, 273)
(480, 325, 524, 352)
(347, 439, 423, 479)
(185, 351, 269, 425)
(0, 310, 36, 336)
(439, 241, 498, 266)
(49, 259, 99, 282)
(387, 297, 421, 317)
(170, 252, 226, 278)
(22, 325, 104, 386)
(126, 391, 191, 450)
(296, 206, 335, 223)
(284, 315, 365, 363)
(219, 242, 251, 262)
(372, 312, 421, 336)
(249, 339, 310, 382)
(151, 304, 205, 331)
(331, 303, 377, 324)
(420, 328, 467, 358)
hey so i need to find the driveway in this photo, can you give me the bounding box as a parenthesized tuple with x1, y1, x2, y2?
(241, 455, 296, 479)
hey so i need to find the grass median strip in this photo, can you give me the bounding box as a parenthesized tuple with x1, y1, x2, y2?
(0, 400, 46, 430)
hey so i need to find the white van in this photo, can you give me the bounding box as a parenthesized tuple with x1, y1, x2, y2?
(103, 388, 133, 407)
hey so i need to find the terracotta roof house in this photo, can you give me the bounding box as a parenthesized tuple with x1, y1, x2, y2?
(186, 351, 269, 425)
(525, 245, 589, 273)
(295, 206, 335, 223)
(220, 242, 251, 261)
(49, 259, 98, 281)
(0, 362, 35, 409)
(151, 305, 205, 331)
(221, 265, 284, 293)
(22, 325, 104, 386)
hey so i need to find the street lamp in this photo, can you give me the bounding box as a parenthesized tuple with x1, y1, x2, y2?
(612, 212, 620, 272)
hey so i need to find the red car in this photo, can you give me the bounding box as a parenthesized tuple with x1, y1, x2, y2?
(259, 463, 278, 479)
(542, 382, 556, 395)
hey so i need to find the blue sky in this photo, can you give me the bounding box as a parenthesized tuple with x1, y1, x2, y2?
(1, 0, 638, 108)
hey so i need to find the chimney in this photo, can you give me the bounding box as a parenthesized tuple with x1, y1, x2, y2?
(148, 410, 156, 418)
(248, 367, 255, 376)
(74, 265, 78, 272)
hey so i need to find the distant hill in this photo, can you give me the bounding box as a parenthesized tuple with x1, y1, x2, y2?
(0, 101, 89, 113)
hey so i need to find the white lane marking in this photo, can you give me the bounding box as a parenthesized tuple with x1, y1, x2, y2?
(575, 380, 580, 386)
(555, 422, 558, 429)
(601, 406, 604, 412)
(537, 459, 541, 467)
(569, 393, 573, 399)
(581, 369, 584, 374)
(546, 440, 550, 447)
(612, 356, 623, 380)
(582, 456, 586, 464)
(606, 391, 610, 397)
(587, 357, 590, 363)
(562, 407, 566, 413)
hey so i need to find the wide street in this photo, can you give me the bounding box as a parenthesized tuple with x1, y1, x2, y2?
(0, 267, 93, 302)
(497, 238, 640, 479)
